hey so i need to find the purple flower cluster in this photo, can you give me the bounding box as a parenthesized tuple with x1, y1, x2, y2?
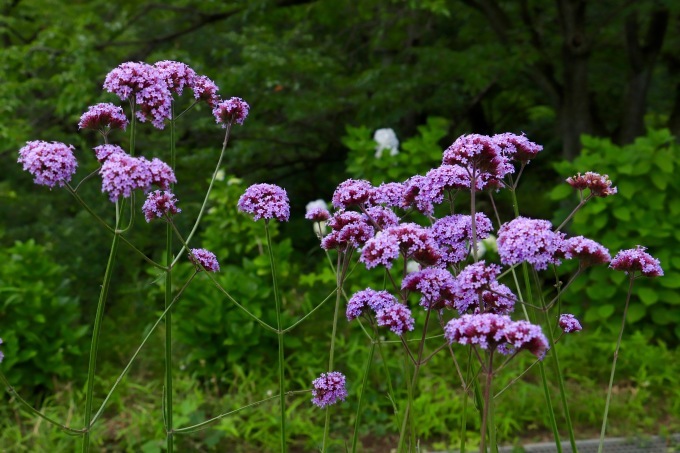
(188, 248, 220, 273)
(497, 217, 566, 271)
(360, 223, 440, 269)
(146, 157, 177, 190)
(321, 211, 374, 251)
(558, 314, 582, 333)
(610, 246, 663, 277)
(376, 303, 415, 336)
(402, 268, 456, 309)
(432, 213, 493, 265)
(213, 97, 250, 126)
(566, 172, 617, 197)
(564, 236, 611, 266)
(445, 313, 548, 359)
(493, 132, 543, 162)
(311, 371, 348, 408)
(332, 179, 373, 209)
(370, 182, 405, 207)
(78, 103, 128, 132)
(191, 74, 220, 107)
(103, 61, 172, 129)
(453, 261, 515, 314)
(443, 134, 514, 189)
(142, 190, 181, 222)
(18, 141, 78, 188)
(99, 152, 152, 201)
(363, 206, 400, 230)
(346, 288, 397, 321)
(237, 183, 290, 222)
(93, 144, 125, 163)
(154, 60, 196, 96)
(305, 207, 330, 222)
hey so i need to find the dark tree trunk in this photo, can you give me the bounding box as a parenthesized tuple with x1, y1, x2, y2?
(618, 9, 669, 145)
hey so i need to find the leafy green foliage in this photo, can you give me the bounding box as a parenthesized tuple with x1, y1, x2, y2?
(0, 240, 88, 389)
(551, 129, 680, 340)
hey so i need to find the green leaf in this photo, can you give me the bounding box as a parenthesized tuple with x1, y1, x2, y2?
(612, 206, 631, 221)
(651, 172, 669, 190)
(626, 302, 646, 323)
(549, 184, 573, 201)
(637, 287, 659, 306)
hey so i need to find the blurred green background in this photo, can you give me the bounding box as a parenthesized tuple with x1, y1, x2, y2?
(1, 0, 679, 450)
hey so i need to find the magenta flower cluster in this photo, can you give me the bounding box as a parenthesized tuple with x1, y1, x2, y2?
(321, 211, 374, 251)
(188, 248, 220, 273)
(99, 152, 175, 202)
(432, 213, 493, 265)
(78, 103, 128, 132)
(402, 268, 456, 310)
(360, 223, 440, 269)
(311, 371, 348, 408)
(497, 217, 566, 271)
(213, 97, 250, 127)
(237, 183, 290, 222)
(18, 141, 78, 188)
(610, 246, 663, 277)
(452, 261, 516, 314)
(566, 171, 617, 197)
(558, 314, 582, 333)
(346, 288, 414, 335)
(142, 190, 181, 222)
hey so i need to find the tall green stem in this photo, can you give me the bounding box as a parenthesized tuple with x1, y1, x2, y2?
(598, 275, 635, 453)
(351, 339, 376, 453)
(480, 351, 495, 453)
(82, 205, 121, 452)
(323, 253, 344, 451)
(265, 221, 286, 453)
(164, 106, 177, 452)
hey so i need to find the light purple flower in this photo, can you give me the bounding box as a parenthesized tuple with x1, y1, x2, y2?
(497, 217, 566, 271)
(376, 303, 415, 336)
(142, 190, 181, 222)
(332, 179, 373, 209)
(93, 144, 126, 163)
(213, 97, 250, 126)
(305, 207, 330, 222)
(100, 152, 152, 202)
(360, 223, 440, 269)
(443, 134, 514, 189)
(445, 313, 511, 350)
(146, 157, 176, 190)
(566, 172, 617, 197)
(346, 288, 397, 321)
(311, 371, 348, 408)
(610, 246, 663, 277)
(564, 236, 611, 266)
(78, 103, 128, 132)
(402, 268, 456, 310)
(190, 74, 220, 107)
(492, 132, 543, 163)
(18, 141, 78, 188)
(154, 60, 196, 96)
(370, 182, 405, 207)
(558, 314, 582, 333)
(401, 175, 434, 214)
(453, 261, 516, 314)
(363, 206, 399, 230)
(321, 210, 374, 251)
(502, 320, 549, 359)
(188, 248, 220, 272)
(103, 61, 172, 129)
(237, 183, 290, 222)
(432, 213, 494, 265)
(417, 165, 476, 213)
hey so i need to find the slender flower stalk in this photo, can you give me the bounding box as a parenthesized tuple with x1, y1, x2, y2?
(598, 275, 635, 453)
(265, 221, 287, 453)
(351, 339, 376, 453)
(479, 351, 495, 453)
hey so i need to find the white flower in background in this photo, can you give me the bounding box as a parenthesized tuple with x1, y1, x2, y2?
(374, 128, 399, 158)
(215, 169, 225, 181)
(406, 260, 421, 274)
(482, 234, 498, 253)
(305, 199, 328, 213)
(474, 240, 487, 258)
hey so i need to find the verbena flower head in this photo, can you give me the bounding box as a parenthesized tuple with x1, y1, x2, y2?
(360, 223, 440, 269)
(502, 320, 549, 359)
(78, 103, 128, 132)
(376, 303, 415, 336)
(443, 134, 514, 189)
(190, 74, 220, 107)
(305, 207, 330, 222)
(311, 371, 348, 408)
(103, 61, 172, 129)
(559, 314, 582, 333)
(93, 144, 126, 163)
(146, 157, 177, 190)
(566, 171, 617, 197)
(142, 190, 181, 222)
(402, 268, 456, 310)
(237, 183, 290, 222)
(213, 97, 250, 126)
(493, 132, 543, 163)
(18, 141, 78, 188)
(370, 182, 405, 207)
(610, 246, 663, 277)
(453, 261, 515, 314)
(154, 60, 196, 96)
(188, 248, 220, 272)
(401, 175, 434, 214)
(565, 236, 611, 266)
(497, 217, 566, 270)
(321, 210, 374, 251)
(445, 313, 510, 350)
(374, 128, 399, 158)
(332, 179, 373, 209)
(99, 152, 152, 202)
(432, 213, 493, 265)
(363, 206, 400, 230)
(346, 288, 397, 321)
(421, 165, 475, 209)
